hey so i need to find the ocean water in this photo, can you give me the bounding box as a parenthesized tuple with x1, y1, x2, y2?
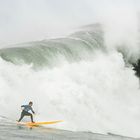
(0, 24, 140, 139)
(0, 118, 136, 140)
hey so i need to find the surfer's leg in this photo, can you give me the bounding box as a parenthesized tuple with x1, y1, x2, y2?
(25, 112, 34, 123)
(30, 114, 34, 123)
(18, 111, 25, 122)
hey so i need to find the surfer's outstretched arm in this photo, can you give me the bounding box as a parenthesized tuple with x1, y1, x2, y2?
(31, 107, 35, 114)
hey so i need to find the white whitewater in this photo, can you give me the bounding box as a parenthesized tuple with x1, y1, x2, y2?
(0, 47, 140, 137)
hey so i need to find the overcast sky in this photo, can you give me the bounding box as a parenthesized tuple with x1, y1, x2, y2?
(0, 0, 140, 46)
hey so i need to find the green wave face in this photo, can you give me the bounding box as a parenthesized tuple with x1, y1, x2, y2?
(0, 24, 104, 69)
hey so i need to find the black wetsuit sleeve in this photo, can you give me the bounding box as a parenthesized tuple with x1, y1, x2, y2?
(31, 107, 35, 114)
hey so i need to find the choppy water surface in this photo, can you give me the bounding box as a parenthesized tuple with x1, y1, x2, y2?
(0, 119, 137, 140)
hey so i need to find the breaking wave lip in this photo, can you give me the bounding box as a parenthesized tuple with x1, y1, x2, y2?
(0, 24, 105, 69)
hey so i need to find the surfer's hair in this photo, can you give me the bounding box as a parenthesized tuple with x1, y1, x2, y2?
(29, 101, 33, 105)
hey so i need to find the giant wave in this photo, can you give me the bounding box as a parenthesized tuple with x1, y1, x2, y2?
(0, 24, 140, 138)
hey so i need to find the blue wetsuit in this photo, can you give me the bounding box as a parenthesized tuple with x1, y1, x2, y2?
(18, 105, 35, 122)
(21, 105, 35, 113)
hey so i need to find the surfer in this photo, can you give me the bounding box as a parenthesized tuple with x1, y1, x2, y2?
(18, 101, 35, 123)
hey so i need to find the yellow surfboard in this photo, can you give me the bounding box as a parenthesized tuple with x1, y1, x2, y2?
(18, 120, 63, 127)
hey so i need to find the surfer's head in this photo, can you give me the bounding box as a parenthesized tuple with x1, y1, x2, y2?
(29, 101, 33, 106)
